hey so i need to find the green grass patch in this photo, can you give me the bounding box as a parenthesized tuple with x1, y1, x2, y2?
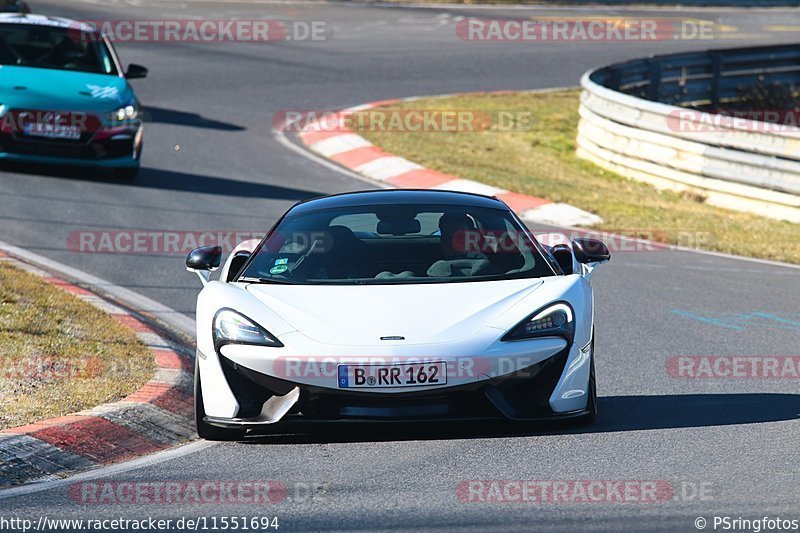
(0, 262, 156, 430)
(358, 90, 800, 264)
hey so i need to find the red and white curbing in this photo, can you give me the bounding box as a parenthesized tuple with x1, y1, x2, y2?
(294, 98, 603, 227)
(0, 252, 194, 489)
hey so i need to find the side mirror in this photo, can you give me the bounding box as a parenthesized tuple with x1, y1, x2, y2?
(550, 243, 573, 275)
(125, 64, 148, 79)
(186, 246, 221, 286)
(572, 238, 610, 264)
(186, 245, 221, 271)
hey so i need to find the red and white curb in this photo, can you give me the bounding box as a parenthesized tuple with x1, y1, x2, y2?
(290, 96, 603, 227)
(0, 251, 194, 489)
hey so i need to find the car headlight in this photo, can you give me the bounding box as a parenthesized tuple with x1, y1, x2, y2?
(502, 302, 575, 343)
(213, 309, 283, 349)
(108, 104, 138, 124)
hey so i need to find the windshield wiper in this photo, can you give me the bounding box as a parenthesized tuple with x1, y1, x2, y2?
(238, 277, 295, 285)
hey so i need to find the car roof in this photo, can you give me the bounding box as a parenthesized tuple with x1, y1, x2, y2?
(0, 13, 96, 33)
(288, 189, 509, 215)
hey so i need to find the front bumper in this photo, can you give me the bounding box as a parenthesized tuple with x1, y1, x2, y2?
(0, 126, 142, 169)
(199, 340, 593, 428)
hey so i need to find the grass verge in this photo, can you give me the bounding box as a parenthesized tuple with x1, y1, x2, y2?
(358, 90, 800, 264)
(0, 261, 155, 430)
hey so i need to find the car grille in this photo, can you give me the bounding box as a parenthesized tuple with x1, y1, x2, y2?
(220, 347, 571, 422)
(0, 133, 134, 160)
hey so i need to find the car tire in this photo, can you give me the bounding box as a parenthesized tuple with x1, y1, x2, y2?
(113, 167, 139, 180)
(194, 360, 247, 441)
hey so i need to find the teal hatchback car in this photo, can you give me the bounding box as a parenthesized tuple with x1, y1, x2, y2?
(0, 14, 147, 179)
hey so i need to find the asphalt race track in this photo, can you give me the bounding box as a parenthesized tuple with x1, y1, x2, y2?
(1, 1, 799, 531)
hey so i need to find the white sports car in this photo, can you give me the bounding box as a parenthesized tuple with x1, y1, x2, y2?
(187, 190, 609, 440)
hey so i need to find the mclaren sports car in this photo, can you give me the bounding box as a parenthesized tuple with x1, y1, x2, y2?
(187, 189, 610, 440)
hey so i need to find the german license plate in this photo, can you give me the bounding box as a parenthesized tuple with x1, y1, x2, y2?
(337, 361, 447, 389)
(23, 123, 81, 140)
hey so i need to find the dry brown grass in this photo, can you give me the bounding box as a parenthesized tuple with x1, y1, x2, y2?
(0, 261, 155, 429)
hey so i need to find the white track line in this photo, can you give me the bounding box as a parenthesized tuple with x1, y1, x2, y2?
(0, 240, 195, 336)
(272, 121, 390, 189)
(0, 441, 217, 500)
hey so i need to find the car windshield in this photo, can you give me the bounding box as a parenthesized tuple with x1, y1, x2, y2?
(239, 203, 555, 285)
(0, 23, 117, 74)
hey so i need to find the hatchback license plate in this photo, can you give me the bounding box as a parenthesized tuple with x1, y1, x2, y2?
(23, 123, 81, 140)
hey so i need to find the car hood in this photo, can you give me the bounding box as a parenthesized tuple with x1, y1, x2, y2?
(0, 66, 132, 112)
(246, 278, 544, 346)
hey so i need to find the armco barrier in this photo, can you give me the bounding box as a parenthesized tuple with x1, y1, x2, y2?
(576, 44, 800, 223)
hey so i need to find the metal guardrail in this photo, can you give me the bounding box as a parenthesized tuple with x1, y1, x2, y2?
(576, 44, 800, 222)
